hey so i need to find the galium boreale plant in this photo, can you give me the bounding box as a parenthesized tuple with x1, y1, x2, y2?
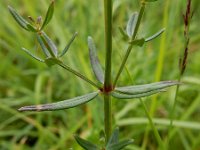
(8, 0, 180, 149)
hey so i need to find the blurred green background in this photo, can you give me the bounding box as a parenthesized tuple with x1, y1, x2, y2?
(0, 0, 200, 149)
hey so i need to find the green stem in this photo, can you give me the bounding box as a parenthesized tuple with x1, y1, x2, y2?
(103, 0, 113, 142)
(58, 63, 101, 89)
(113, 3, 145, 87)
(104, 94, 112, 142)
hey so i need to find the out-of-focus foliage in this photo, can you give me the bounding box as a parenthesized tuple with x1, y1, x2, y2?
(0, 0, 200, 149)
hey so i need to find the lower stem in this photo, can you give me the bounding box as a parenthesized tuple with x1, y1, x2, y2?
(104, 94, 112, 142)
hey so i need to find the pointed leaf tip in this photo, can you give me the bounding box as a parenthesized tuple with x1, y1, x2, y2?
(145, 28, 165, 42)
(8, 5, 35, 32)
(88, 36, 104, 84)
(59, 32, 78, 57)
(22, 47, 44, 62)
(18, 91, 99, 111)
(41, 0, 54, 29)
(113, 81, 180, 99)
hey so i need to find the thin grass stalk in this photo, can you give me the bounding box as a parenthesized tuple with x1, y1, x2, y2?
(120, 54, 164, 149)
(165, 0, 192, 148)
(142, 1, 170, 148)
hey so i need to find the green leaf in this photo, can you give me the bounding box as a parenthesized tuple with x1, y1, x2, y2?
(107, 128, 119, 146)
(118, 27, 129, 41)
(59, 32, 78, 57)
(41, 1, 54, 30)
(22, 48, 44, 62)
(26, 24, 37, 32)
(74, 135, 100, 150)
(126, 12, 138, 38)
(106, 139, 134, 150)
(115, 81, 180, 95)
(44, 57, 62, 67)
(145, 0, 159, 2)
(36, 34, 51, 57)
(18, 91, 99, 111)
(41, 32, 58, 57)
(129, 38, 145, 47)
(145, 28, 165, 42)
(8, 5, 35, 31)
(111, 89, 164, 99)
(88, 36, 104, 84)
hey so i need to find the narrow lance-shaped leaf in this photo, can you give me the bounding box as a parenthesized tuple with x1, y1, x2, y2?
(126, 12, 138, 38)
(129, 38, 145, 47)
(88, 36, 104, 84)
(145, 28, 165, 42)
(8, 6, 35, 32)
(26, 24, 37, 32)
(41, 0, 54, 30)
(59, 32, 78, 57)
(36, 34, 51, 57)
(41, 32, 58, 57)
(118, 27, 129, 41)
(74, 135, 100, 150)
(18, 91, 99, 111)
(22, 47, 44, 62)
(107, 128, 119, 146)
(44, 57, 62, 67)
(145, 0, 159, 2)
(106, 139, 134, 150)
(115, 81, 180, 95)
(111, 89, 165, 99)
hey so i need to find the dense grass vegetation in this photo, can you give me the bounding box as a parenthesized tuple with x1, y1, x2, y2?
(0, 0, 200, 149)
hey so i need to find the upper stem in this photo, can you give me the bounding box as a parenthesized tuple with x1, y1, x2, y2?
(103, 0, 113, 142)
(104, 0, 112, 90)
(113, 3, 145, 87)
